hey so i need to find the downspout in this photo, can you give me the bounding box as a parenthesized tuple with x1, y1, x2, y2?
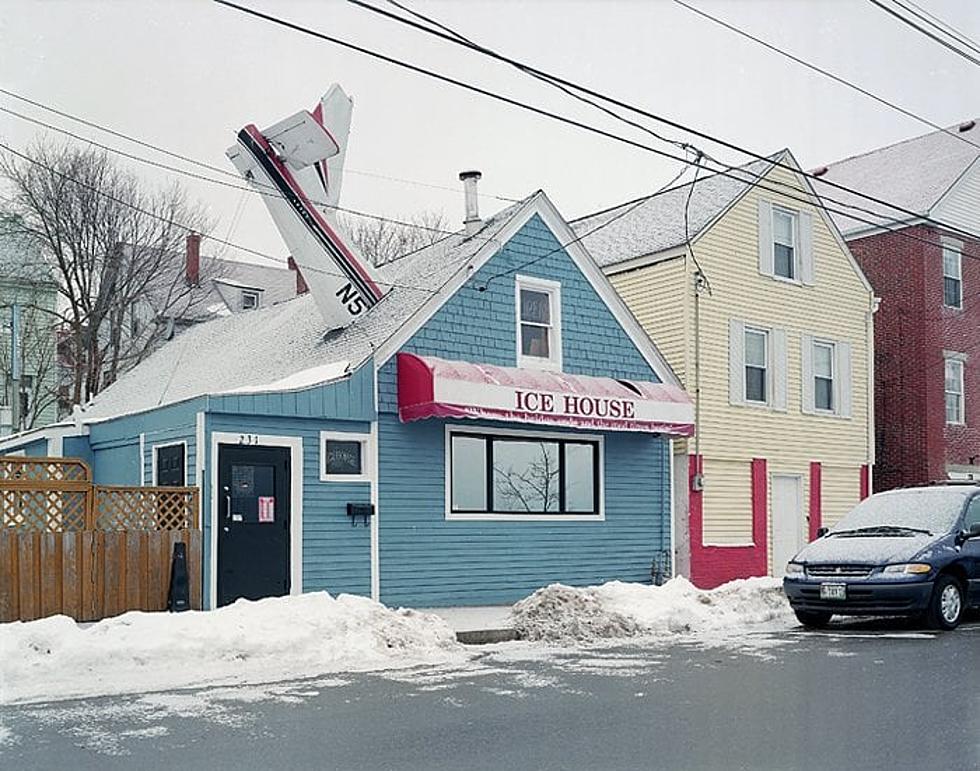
(867, 295, 880, 490)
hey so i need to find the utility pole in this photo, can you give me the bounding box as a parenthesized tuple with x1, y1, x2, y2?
(10, 303, 22, 432)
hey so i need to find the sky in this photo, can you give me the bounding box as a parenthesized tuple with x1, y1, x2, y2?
(2, 0, 978, 266)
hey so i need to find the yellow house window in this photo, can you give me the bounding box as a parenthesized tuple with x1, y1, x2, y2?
(744, 328, 768, 404)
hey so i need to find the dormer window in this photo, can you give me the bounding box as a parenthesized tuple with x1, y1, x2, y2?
(241, 290, 260, 310)
(516, 276, 562, 370)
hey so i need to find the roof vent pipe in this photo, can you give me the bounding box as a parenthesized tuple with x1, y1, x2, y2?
(459, 170, 482, 236)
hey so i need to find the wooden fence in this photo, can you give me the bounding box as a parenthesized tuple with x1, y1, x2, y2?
(0, 456, 201, 622)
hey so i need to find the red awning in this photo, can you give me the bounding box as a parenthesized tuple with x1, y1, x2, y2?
(397, 353, 694, 436)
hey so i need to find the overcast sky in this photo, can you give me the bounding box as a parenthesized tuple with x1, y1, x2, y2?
(2, 0, 978, 264)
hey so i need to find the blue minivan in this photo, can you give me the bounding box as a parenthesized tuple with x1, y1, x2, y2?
(783, 483, 980, 630)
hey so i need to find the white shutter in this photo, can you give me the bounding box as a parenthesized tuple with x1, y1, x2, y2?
(772, 327, 788, 412)
(801, 334, 815, 414)
(729, 319, 746, 406)
(799, 210, 814, 285)
(837, 341, 852, 418)
(758, 200, 774, 277)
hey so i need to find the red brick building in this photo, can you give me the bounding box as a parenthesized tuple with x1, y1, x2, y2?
(817, 121, 980, 489)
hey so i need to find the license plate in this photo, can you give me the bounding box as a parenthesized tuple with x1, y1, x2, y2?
(820, 583, 847, 601)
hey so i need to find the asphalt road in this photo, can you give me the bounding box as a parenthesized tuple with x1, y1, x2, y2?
(3, 617, 979, 771)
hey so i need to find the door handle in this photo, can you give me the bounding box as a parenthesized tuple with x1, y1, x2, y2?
(225, 495, 232, 520)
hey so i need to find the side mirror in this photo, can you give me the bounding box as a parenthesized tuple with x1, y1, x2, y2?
(816, 527, 829, 538)
(955, 522, 980, 545)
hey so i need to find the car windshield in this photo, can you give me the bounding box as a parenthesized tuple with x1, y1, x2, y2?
(830, 488, 972, 536)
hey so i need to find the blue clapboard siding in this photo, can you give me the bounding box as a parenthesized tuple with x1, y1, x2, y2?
(208, 363, 375, 420)
(2, 436, 50, 456)
(378, 214, 660, 414)
(205, 413, 372, 607)
(63, 435, 95, 470)
(378, 415, 669, 607)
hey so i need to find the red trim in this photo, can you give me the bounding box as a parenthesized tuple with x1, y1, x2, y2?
(688, 456, 768, 589)
(808, 461, 822, 542)
(243, 124, 383, 300)
(860, 464, 870, 499)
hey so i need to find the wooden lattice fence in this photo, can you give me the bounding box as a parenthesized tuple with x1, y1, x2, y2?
(0, 456, 202, 622)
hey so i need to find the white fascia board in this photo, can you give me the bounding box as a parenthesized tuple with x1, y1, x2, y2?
(0, 422, 87, 454)
(601, 246, 688, 277)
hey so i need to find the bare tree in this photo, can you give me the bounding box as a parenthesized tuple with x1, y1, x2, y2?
(0, 296, 60, 430)
(1, 140, 214, 407)
(493, 442, 560, 512)
(340, 210, 448, 267)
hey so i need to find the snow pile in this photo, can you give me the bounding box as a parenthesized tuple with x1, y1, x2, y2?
(512, 577, 792, 642)
(1, 592, 466, 705)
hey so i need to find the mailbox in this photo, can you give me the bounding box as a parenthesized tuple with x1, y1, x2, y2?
(347, 502, 374, 526)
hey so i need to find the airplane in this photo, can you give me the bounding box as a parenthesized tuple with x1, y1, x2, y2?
(226, 84, 386, 330)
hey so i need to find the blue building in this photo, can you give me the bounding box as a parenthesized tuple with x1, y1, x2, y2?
(0, 192, 693, 609)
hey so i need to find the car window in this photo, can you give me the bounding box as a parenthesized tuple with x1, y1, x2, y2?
(965, 496, 980, 530)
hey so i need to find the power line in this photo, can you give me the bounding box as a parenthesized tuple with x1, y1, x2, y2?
(343, 0, 980, 242)
(669, 0, 980, 151)
(894, 0, 980, 56)
(866, 0, 980, 67)
(0, 86, 519, 203)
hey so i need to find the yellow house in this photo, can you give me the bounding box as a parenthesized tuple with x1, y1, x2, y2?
(574, 151, 876, 587)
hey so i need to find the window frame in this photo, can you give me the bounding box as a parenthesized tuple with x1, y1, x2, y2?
(743, 326, 770, 406)
(944, 357, 966, 425)
(319, 430, 372, 482)
(771, 205, 799, 282)
(515, 275, 562, 371)
(241, 290, 260, 311)
(445, 425, 604, 521)
(812, 339, 836, 414)
(152, 441, 188, 487)
(942, 241, 963, 310)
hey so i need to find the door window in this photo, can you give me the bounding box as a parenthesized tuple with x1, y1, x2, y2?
(964, 497, 980, 530)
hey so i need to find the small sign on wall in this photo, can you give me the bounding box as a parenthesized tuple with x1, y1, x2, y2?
(258, 496, 275, 523)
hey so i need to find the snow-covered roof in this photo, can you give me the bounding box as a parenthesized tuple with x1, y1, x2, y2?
(571, 155, 780, 268)
(78, 196, 530, 421)
(814, 120, 980, 236)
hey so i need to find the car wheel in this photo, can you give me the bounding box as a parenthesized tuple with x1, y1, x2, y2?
(794, 609, 832, 629)
(925, 574, 964, 631)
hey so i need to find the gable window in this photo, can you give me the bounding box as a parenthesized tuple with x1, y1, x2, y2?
(320, 431, 370, 482)
(943, 242, 962, 309)
(241, 290, 260, 311)
(945, 357, 965, 425)
(516, 275, 562, 370)
(813, 341, 835, 412)
(448, 428, 601, 519)
(772, 207, 797, 280)
(153, 443, 186, 487)
(744, 328, 769, 404)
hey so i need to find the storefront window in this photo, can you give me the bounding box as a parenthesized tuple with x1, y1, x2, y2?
(449, 430, 599, 517)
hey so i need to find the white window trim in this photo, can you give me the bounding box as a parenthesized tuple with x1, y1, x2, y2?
(743, 326, 771, 407)
(942, 238, 963, 310)
(515, 275, 562, 371)
(945, 356, 966, 425)
(812, 339, 836, 415)
(771, 205, 799, 283)
(209, 432, 303, 611)
(151, 440, 188, 486)
(444, 424, 604, 522)
(241, 289, 260, 310)
(319, 430, 372, 482)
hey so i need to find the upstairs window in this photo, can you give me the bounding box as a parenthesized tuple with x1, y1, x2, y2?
(516, 276, 562, 370)
(943, 242, 962, 309)
(241, 290, 260, 311)
(813, 341, 835, 412)
(772, 207, 797, 280)
(744, 328, 769, 404)
(945, 357, 965, 425)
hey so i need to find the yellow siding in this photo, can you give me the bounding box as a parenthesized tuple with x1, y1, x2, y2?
(609, 256, 688, 384)
(701, 458, 753, 544)
(822, 465, 861, 527)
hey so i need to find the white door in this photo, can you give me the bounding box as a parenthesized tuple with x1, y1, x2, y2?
(771, 474, 804, 578)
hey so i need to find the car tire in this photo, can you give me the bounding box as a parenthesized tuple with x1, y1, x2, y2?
(794, 609, 832, 629)
(925, 574, 964, 631)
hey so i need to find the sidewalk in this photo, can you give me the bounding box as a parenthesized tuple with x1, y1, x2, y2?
(424, 606, 518, 644)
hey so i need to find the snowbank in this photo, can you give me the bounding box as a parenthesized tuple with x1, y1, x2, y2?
(0, 592, 467, 705)
(511, 577, 792, 642)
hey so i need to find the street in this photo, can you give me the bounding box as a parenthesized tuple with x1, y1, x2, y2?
(3, 617, 979, 771)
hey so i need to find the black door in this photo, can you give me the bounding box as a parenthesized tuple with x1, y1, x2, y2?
(217, 444, 291, 607)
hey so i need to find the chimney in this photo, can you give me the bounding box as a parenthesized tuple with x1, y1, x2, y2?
(288, 256, 309, 295)
(185, 233, 201, 286)
(459, 170, 482, 236)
